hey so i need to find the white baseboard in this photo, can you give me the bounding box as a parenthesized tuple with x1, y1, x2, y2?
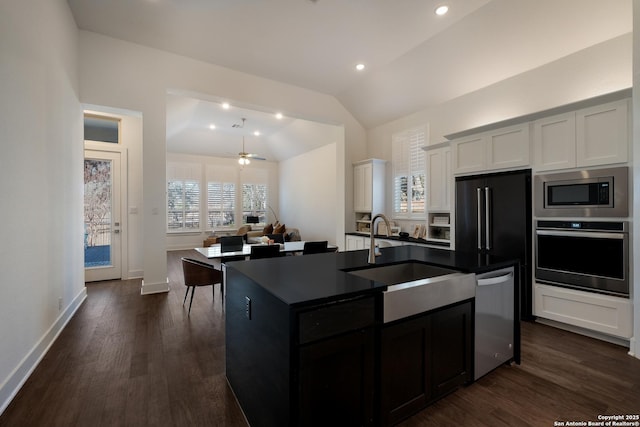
(0, 287, 87, 416)
(535, 317, 630, 348)
(628, 336, 638, 359)
(140, 279, 170, 295)
(128, 269, 143, 279)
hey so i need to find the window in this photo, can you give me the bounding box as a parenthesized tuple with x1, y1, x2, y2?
(167, 162, 202, 232)
(392, 126, 426, 218)
(84, 114, 120, 143)
(207, 182, 235, 228)
(241, 168, 269, 224)
(167, 180, 200, 230)
(242, 183, 268, 223)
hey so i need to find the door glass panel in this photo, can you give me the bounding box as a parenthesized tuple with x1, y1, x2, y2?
(84, 159, 112, 268)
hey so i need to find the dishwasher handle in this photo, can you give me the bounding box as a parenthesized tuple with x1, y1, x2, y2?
(477, 272, 513, 287)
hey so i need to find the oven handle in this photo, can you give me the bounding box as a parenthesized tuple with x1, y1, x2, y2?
(536, 230, 625, 239)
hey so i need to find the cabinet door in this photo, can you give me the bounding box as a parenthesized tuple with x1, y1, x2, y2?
(345, 235, 365, 251)
(426, 147, 451, 211)
(430, 301, 473, 398)
(452, 134, 486, 174)
(576, 100, 629, 167)
(533, 112, 576, 171)
(443, 148, 451, 210)
(354, 163, 373, 212)
(380, 316, 431, 426)
(298, 328, 374, 427)
(486, 124, 530, 170)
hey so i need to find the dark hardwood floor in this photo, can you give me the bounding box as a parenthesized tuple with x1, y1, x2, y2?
(1, 249, 638, 426)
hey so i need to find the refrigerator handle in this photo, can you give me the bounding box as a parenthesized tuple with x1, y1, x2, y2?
(476, 187, 482, 250)
(485, 186, 491, 250)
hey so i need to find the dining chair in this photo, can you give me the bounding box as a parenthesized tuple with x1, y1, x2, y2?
(220, 235, 246, 262)
(181, 257, 223, 315)
(302, 240, 328, 255)
(250, 244, 284, 260)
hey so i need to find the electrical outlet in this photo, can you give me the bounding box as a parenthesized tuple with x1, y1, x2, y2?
(245, 296, 251, 320)
(58, 297, 63, 311)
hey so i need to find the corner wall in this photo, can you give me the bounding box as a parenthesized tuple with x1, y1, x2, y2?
(0, 0, 85, 413)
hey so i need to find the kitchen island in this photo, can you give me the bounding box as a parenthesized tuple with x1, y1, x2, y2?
(225, 245, 519, 427)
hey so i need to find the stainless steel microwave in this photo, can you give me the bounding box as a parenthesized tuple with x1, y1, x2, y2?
(534, 166, 628, 217)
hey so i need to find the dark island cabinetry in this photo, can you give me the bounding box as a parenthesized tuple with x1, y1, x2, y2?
(297, 296, 376, 427)
(226, 246, 517, 427)
(380, 300, 473, 426)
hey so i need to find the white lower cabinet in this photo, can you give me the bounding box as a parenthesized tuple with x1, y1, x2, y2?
(345, 235, 365, 251)
(534, 283, 632, 339)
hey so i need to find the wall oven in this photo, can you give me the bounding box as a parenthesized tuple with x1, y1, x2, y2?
(535, 220, 629, 297)
(535, 166, 628, 217)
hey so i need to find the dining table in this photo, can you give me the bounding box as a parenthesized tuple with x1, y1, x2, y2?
(194, 241, 336, 259)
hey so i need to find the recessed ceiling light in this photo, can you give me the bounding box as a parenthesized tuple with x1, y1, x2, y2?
(209, 124, 216, 130)
(275, 113, 283, 120)
(355, 63, 365, 71)
(222, 102, 230, 110)
(254, 131, 261, 136)
(435, 5, 449, 16)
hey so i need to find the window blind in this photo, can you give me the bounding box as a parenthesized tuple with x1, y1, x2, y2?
(167, 162, 202, 231)
(241, 168, 269, 224)
(206, 165, 237, 229)
(392, 126, 427, 218)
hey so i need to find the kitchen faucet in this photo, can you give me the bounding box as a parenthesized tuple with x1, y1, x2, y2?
(368, 213, 391, 264)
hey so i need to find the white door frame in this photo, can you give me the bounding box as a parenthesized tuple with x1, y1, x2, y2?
(84, 141, 128, 281)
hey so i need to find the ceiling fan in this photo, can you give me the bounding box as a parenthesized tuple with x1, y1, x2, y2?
(233, 118, 266, 165)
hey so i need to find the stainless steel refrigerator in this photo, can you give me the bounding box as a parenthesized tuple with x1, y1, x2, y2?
(455, 169, 533, 320)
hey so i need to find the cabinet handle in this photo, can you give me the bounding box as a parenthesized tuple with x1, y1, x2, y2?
(485, 187, 491, 251)
(476, 188, 482, 250)
(477, 272, 513, 286)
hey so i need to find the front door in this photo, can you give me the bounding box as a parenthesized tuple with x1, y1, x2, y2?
(84, 149, 122, 281)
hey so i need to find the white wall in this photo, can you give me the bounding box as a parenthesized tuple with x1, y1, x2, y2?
(0, 0, 85, 413)
(78, 31, 366, 294)
(280, 142, 341, 246)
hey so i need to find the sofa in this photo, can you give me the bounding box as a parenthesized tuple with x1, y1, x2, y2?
(246, 223, 301, 244)
(203, 223, 301, 247)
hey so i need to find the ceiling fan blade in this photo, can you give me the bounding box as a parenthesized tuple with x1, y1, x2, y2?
(246, 153, 266, 160)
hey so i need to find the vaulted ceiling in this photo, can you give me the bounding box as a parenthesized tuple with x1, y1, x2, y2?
(68, 0, 632, 159)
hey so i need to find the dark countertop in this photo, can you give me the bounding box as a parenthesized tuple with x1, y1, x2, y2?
(226, 245, 517, 308)
(345, 232, 451, 247)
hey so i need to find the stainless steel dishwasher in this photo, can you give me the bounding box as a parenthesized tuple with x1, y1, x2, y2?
(474, 266, 514, 380)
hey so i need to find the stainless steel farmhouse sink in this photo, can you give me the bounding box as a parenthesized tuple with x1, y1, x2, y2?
(345, 261, 476, 323)
(345, 261, 458, 285)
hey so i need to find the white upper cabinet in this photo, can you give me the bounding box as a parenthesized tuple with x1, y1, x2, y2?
(353, 158, 385, 215)
(426, 147, 451, 211)
(576, 100, 629, 168)
(353, 161, 372, 212)
(533, 112, 576, 171)
(533, 99, 629, 172)
(452, 123, 530, 175)
(486, 124, 530, 170)
(452, 134, 485, 174)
